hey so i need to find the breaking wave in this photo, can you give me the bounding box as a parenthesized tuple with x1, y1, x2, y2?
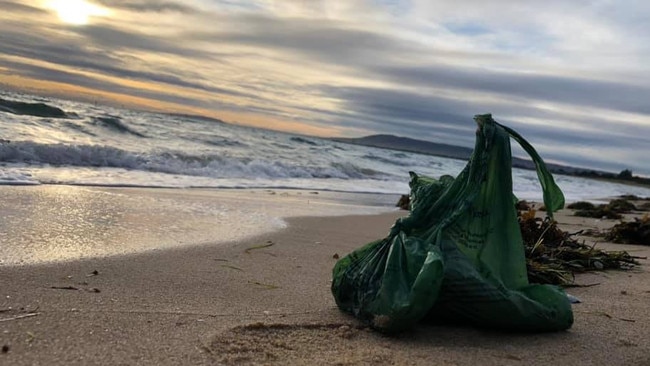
(0, 97, 69, 118)
(0, 141, 395, 180)
(290, 136, 319, 146)
(91, 115, 146, 137)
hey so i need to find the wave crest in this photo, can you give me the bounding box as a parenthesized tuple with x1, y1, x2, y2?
(0, 141, 394, 181)
(0, 97, 68, 118)
(91, 116, 146, 137)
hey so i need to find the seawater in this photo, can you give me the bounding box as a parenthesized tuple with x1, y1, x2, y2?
(0, 185, 395, 265)
(2, 90, 650, 201)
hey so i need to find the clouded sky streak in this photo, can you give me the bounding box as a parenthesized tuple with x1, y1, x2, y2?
(1, 0, 648, 174)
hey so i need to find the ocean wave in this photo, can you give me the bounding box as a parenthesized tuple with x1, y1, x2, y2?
(290, 136, 319, 146)
(362, 153, 404, 166)
(0, 141, 394, 181)
(0, 141, 146, 168)
(0, 169, 40, 185)
(63, 121, 97, 136)
(188, 136, 246, 147)
(91, 115, 146, 137)
(329, 162, 385, 178)
(270, 142, 294, 150)
(0, 97, 69, 118)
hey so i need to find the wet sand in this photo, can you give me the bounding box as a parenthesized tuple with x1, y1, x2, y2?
(1, 187, 649, 365)
(0, 185, 395, 265)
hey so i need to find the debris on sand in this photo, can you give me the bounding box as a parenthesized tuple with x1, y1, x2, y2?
(394, 197, 642, 285)
(519, 210, 642, 285)
(396, 195, 410, 210)
(569, 198, 637, 220)
(515, 200, 532, 211)
(605, 215, 650, 245)
(638, 202, 650, 212)
(566, 201, 596, 210)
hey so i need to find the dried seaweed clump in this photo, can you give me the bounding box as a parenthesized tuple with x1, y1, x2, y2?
(519, 210, 641, 286)
(571, 198, 637, 220)
(605, 215, 650, 245)
(396, 195, 410, 210)
(566, 201, 595, 210)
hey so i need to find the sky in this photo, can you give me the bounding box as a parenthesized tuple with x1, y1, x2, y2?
(1, 0, 649, 175)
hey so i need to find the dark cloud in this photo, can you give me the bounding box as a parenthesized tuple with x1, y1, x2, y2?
(188, 14, 650, 119)
(302, 86, 482, 146)
(188, 14, 422, 65)
(206, 14, 650, 116)
(73, 25, 212, 58)
(313, 85, 650, 174)
(323, 86, 472, 126)
(1, 57, 299, 122)
(0, 59, 207, 107)
(0, 27, 261, 101)
(370, 64, 650, 116)
(95, 0, 197, 13)
(498, 116, 650, 153)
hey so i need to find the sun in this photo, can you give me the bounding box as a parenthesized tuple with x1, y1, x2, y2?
(47, 0, 109, 25)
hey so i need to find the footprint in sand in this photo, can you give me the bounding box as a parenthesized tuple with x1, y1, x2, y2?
(206, 322, 396, 365)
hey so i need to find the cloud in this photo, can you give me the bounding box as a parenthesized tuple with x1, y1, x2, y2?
(370, 64, 650, 116)
(95, 0, 198, 13)
(73, 24, 212, 58)
(0, 0, 47, 14)
(0, 58, 209, 108)
(189, 14, 420, 64)
(1, 0, 649, 174)
(0, 25, 264, 102)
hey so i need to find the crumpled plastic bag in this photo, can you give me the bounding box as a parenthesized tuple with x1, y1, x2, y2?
(331, 114, 573, 333)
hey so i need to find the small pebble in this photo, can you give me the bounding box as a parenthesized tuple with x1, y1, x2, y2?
(1, 345, 9, 354)
(566, 294, 581, 304)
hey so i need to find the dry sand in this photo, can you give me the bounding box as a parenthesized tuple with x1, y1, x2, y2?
(1, 189, 649, 366)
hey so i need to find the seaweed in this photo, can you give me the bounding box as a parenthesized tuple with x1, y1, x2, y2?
(605, 215, 650, 245)
(395, 193, 643, 284)
(519, 211, 641, 285)
(608, 199, 636, 213)
(571, 198, 636, 219)
(394, 194, 644, 284)
(515, 200, 531, 211)
(574, 208, 623, 219)
(566, 201, 595, 210)
(396, 194, 410, 210)
(619, 194, 640, 200)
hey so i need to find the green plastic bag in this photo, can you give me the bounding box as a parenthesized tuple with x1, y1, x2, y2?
(331, 114, 573, 333)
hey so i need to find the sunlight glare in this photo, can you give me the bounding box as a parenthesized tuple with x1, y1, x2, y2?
(47, 0, 108, 25)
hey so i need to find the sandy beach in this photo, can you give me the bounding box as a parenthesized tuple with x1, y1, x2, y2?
(1, 186, 649, 366)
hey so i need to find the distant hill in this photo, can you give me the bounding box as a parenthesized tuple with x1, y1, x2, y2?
(330, 134, 613, 177)
(332, 134, 474, 160)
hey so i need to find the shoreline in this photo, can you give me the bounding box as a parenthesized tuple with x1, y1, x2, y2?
(1, 188, 649, 365)
(0, 185, 398, 266)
